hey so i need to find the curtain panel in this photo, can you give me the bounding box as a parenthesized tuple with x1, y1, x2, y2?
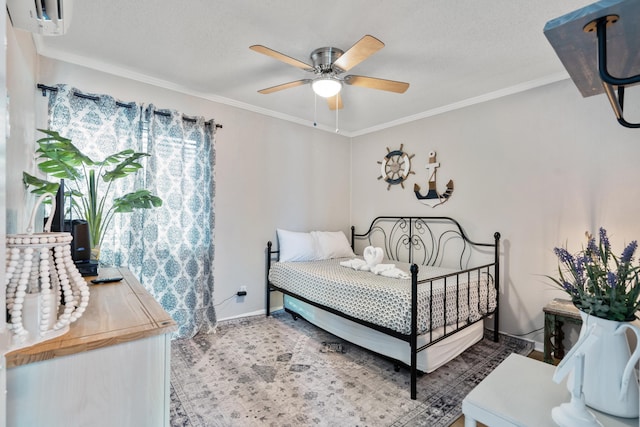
(47, 85, 217, 338)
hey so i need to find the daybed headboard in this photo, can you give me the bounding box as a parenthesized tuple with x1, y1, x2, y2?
(351, 216, 499, 270)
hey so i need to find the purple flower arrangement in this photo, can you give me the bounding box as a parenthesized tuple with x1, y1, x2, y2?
(549, 228, 640, 321)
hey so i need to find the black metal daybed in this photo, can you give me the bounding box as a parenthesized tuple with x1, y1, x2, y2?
(265, 216, 500, 400)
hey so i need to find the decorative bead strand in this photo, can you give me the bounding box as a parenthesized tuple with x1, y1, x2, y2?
(6, 246, 19, 291)
(10, 247, 29, 341)
(67, 255, 90, 322)
(63, 242, 90, 323)
(39, 247, 52, 334)
(53, 245, 74, 331)
(49, 254, 61, 313)
(6, 247, 21, 313)
(24, 247, 38, 294)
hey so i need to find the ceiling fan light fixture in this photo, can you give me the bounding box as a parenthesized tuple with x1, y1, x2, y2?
(312, 78, 342, 98)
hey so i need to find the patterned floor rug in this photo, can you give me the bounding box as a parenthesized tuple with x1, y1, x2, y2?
(170, 311, 533, 427)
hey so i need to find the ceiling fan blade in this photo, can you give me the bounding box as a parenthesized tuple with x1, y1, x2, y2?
(257, 79, 312, 94)
(250, 45, 314, 71)
(327, 93, 343, 110)
(344, 75, 409, 93)
(333, 35, 385, 72)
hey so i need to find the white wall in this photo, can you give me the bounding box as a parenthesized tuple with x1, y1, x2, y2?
(25, 57, 352, 321)
(351, 79, 640, 345)
(6, 24, 39, 235)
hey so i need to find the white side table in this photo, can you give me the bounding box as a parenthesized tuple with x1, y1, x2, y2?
(462, 353, 638, 427)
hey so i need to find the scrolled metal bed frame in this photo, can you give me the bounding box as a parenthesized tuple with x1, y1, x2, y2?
(265, 216, 500, 400)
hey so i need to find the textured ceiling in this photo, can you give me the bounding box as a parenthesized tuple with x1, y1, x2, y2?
(31, 0, 595, 136)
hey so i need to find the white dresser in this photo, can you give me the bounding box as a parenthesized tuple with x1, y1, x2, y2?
(5, 267, 176, 427)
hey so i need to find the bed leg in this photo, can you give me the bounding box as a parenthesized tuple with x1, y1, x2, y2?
(266, 241, 272, 317)
(493, 232, 501, 342)
(410, 264, 419, 400)
(266, 283, 271, 317)
(411, 367, 417, 400)
(266, 284, 271, 318)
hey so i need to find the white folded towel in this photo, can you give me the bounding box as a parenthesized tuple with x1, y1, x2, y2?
(377, 267, 410, 280)
(340, 258, 409, 279)
(339, 258, 369, 271)
(363, 246, 384, 268)
(370, 263, 395, 275)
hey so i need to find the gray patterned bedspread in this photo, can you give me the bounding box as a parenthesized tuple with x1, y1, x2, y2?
(269, 258, 496, 336)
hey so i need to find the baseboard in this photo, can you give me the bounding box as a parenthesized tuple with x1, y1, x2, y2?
(216, 305, 284, 323)
(484, 326, 541, 353)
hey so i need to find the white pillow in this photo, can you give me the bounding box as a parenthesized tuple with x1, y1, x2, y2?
(312, 231, 356, 259)
(277, 229, 319, 262)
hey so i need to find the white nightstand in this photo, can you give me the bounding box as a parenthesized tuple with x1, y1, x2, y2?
(462, 353, 638, 427)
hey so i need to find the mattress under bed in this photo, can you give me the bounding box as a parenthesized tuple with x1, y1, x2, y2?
(283, 294, 485, 373)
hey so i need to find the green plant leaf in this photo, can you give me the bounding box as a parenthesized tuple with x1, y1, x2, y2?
(36, 128, 72, 144)
(95, 149, 136, 166)
(102, 152, 150, 182)
(113, 190, 163, 213)
(33, 129, 93, 180)
(22, 172, 60, 195)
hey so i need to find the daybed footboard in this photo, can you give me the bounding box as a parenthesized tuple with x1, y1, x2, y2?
(265, 216, 500, 400)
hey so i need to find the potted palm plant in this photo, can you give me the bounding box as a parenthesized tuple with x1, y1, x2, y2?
(23, 129, 162, 259)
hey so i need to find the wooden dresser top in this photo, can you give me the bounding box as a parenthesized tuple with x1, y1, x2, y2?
(5, 267, 177, 368)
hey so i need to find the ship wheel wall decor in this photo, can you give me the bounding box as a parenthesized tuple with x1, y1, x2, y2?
(414, 151, 454, 207)
(377, 144, 415, 190)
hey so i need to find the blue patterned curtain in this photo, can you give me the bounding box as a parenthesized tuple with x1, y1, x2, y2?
(47, 85, 217, 338)
(131, 105, 216, 338)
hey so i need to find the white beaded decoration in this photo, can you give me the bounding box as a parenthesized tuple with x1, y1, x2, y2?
(5, 193, 91, 346)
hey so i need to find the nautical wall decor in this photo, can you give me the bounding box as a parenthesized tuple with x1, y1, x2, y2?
(377, 144, 415, 190)
(414, 151, 454, 207)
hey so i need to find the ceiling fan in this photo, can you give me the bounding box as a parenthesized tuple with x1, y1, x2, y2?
(250, 35, 410, 110)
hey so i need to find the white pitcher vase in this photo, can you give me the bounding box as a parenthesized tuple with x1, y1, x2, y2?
(573, 311, 640, 418)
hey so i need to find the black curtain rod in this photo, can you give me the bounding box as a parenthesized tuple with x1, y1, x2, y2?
(37, 83, 222, 129)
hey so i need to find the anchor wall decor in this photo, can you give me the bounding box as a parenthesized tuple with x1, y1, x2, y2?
(414, 151, 454, 207)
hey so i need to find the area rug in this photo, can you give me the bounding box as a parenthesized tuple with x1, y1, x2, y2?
(170, 311, 533, 427)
